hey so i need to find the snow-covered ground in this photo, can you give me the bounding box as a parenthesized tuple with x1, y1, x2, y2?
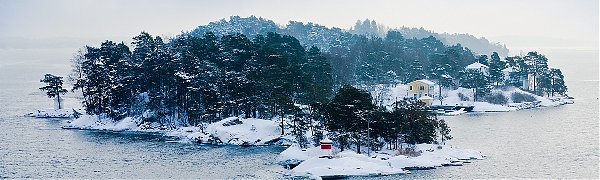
(279, 143, 485, 179)
(174, 117, 291, 146)
(377, 84, 573, 113)
(64, 115, 292, 146)
(27, 108, 84, 118)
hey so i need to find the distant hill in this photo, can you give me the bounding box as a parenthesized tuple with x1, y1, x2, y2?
(191, 16, 478, 85)
(191, 16, 508, 56)
(348, 19, 509, 56)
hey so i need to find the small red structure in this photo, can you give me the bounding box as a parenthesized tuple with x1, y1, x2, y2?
(320, 138, 333, 150)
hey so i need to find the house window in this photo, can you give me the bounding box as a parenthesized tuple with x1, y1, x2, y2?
(419, 86, 425, 91)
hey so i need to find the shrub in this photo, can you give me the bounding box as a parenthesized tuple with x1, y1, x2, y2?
(485, 93, 508, 104)
(458, 92, 470, 101)
(222, 118, 243, 126)
(511, 92, 537, 103)
(395, 147, 422, 157)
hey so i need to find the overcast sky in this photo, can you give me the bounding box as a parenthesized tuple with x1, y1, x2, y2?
(0, 0, 598, 50)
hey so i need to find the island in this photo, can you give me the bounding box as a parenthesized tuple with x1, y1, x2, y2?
(31, 16, 572, 179)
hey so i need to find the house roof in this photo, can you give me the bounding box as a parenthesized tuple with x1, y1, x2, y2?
(418, 96, 434, 100)
(466, 62, 489, 69)
(412, 79, 435, 85)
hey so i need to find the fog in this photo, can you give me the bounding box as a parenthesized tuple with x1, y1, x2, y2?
(0, 0, 597, 51)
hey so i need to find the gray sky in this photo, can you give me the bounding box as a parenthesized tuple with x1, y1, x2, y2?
(0, 0, 598, 50)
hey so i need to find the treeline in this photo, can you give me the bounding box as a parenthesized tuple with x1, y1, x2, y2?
(504, 52, 567, 97)
(349, 19, 510, 56)
(192, 16, 479, 85)
(71, 32, 333, 127)
(457, 51, 567, 101)
(69, 30, 450, 149)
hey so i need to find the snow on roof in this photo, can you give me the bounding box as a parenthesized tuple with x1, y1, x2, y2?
(419, 96, 434, 100)
(466, 62, 489, 69)
(320, 138, 333, 143)
(413, 79, 435, 85)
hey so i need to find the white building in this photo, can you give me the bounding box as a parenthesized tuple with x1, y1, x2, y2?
(501, 67, 531, 90)
(465, 62, 489, 76)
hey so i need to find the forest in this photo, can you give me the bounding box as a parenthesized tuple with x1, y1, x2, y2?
(66, 16, 567, 150)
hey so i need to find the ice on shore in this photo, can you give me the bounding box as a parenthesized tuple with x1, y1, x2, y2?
(28, 108, 84, 118)
(280, 143, 485, 179)
(65, 116, 290, 146)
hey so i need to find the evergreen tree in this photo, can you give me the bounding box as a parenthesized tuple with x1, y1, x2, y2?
(437, 119, 452, 144)
(429, 53, 455, 104)
(488, 52, 505, 86)
(504, 56, 529, 88)
(459, 69, 490, 101)
(325, 85, 375, 153)
(550, 68, 567, 96)
(303, 46, 334, 105)
(476, 54, 489, 66)
(39, 74, 69, 109)
(407, 59, 426, 83)
(525, 52, 550, 96)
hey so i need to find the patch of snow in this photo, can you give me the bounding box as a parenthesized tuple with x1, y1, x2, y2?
(28, 108, 84, 118)
(282, 143, 485, 179)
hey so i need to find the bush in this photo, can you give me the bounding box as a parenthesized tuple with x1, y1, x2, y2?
(222, 118, 243, 126)
(511, 92, 537, 103)
(395, 147, 422, 157)
(485, 93, 508, 105)
(458, 92, 470, 101)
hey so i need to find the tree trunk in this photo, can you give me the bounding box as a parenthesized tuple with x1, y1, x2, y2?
(57, 93, 62, 109)
(280, 114, 285, 135)
(356, 140, 361, 154)
(439, 85, 442, 105)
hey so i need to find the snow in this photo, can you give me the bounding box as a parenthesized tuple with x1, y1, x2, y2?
(65, 115, 290, 146)
(414, 79, 435, 85)
(466, 62, 489, 69)
(281, 143, 485, 179)
(28, 108, 84, 118)
(185, 117, 285, 146)
(418, 96, 434, 100)
(65, 115, 141, 131)
(373, 83, 573, 114)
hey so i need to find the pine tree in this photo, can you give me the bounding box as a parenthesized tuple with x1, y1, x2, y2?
(488, 52, 505, 86)
(39, 74, 69, 109)
(549, 68, 567, 96)
(460, 69, 489, 101)
(525, 52, 550, 95)
(477, 55, 489, 66)
(325, 85, 375, 153)
(303, 46, 333, 105)
(407, 60, 426, 83)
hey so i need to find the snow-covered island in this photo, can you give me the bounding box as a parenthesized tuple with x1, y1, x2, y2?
(31, 16, 574, 179)
(279, 143, 484, 179)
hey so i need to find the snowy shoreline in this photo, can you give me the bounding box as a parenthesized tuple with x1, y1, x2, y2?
(380, 84, 574, 113)
(29, 85, 573, 179)
(59, 115, 486, 179)
(279, 143, 485, 179)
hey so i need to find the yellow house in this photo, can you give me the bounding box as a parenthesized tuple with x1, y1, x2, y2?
(407, 79, 435, 99)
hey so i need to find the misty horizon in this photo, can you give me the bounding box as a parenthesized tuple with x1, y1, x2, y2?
(1, 0, 598, 53)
